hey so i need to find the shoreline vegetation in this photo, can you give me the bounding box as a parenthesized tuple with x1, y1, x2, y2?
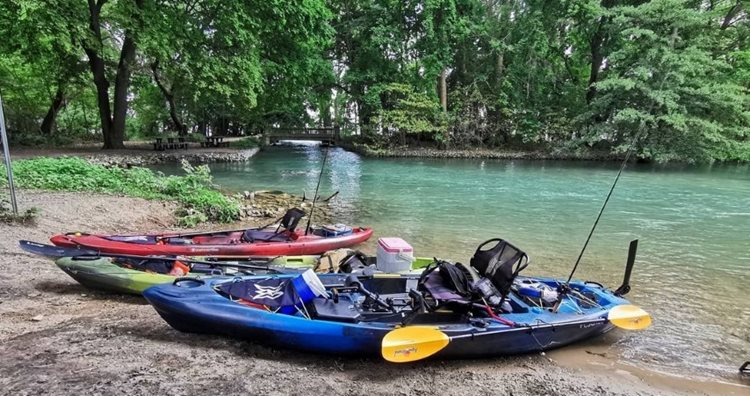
(339, 141, 626, 162)
(0, 156, 332, 227)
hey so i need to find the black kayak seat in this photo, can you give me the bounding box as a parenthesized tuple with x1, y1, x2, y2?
(105, 235, 159, 244)
(241, 208, 306, 242)
(242, 229, 292, 243)
(470, 238, 529, 297)
(277, 208, 306, 233)
(312, 298, 362, 322)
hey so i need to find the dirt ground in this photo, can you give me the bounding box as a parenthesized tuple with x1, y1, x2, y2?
(0, 191, 747, 396)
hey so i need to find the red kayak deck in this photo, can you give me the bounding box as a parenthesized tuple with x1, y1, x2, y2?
(50, 227, 373, 256)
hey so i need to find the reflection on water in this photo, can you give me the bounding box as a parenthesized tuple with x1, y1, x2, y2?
(152, 142, 750, 381)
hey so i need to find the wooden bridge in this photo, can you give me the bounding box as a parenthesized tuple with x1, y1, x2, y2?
(263, 126, 340, 145)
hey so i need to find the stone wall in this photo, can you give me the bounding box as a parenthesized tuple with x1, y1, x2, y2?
(84, 148, 259, 167)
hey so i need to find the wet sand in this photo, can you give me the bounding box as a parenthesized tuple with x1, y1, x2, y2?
(0, 190, 748, 395)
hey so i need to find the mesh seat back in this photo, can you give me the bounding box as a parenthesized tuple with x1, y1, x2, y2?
(470, 239, 528, 297)
(280, 208, 306, 231)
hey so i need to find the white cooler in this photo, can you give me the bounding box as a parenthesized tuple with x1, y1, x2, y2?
(376, 237, 414, 273)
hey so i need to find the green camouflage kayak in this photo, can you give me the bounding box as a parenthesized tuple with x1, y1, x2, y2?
(55, 254, 435, 295)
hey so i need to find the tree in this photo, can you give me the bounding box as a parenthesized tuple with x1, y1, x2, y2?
(81, 0, 145, 149)
(0, 0, 88, 136)
(582, 0, 750, 162)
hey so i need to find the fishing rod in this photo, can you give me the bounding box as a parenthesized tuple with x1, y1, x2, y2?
(560, 27, 680, 297)
(304, 143, 329, 235)
(564, 129, 643, 284)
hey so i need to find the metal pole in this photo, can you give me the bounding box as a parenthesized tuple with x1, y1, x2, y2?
(0, 95, 18, 215)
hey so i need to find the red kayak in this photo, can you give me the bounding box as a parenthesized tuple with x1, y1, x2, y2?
(50, 226, 373, 256)
(51, 208, 372, 256)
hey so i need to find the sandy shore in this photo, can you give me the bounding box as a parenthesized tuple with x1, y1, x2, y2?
(0, 190, 747, 395)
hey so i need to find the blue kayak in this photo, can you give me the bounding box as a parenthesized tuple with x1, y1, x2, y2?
(143, 239, 646, 360)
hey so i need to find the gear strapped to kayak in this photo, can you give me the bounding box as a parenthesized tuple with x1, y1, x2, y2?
(411, 239, 529, 325)
(144, 237, 651, 361)
(217, 269, 327, 315)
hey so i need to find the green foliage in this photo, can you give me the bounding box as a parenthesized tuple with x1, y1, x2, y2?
(0, 157, 240, 226)
(369, 83, 448, 143)
(229, 137, 260, 149)
(0, 0, 334, 147)
(0, 0, 748, 161)
(331, 0, 750, 161)
(582, 0, 750, 162)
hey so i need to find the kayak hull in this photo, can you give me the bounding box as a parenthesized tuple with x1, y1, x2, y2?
(56, 256, 435, 295)
(55, 256, 319, 295)
(143, 275, 629, 358)
(50, 227, 374, 256)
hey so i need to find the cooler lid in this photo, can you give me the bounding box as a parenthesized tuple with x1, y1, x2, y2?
(377, 237, 413, 253)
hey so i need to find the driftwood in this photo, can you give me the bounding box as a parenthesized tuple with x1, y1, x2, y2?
(324, 191, 340, 202)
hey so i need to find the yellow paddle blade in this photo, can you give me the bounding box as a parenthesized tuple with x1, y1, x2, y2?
(381, 326, 450, 363)
(608, 304, 652, 330)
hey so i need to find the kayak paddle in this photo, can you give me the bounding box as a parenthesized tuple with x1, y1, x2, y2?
(19, 240, 99, 258)
(382, 304, 652, 363)
(607, 304, 652, 330)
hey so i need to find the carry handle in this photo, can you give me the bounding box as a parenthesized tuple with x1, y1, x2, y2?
(474, 238, 504, 254)
(173, 277, 205, 286)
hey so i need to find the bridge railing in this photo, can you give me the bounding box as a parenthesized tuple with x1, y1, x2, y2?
(266, 126, 340, 137)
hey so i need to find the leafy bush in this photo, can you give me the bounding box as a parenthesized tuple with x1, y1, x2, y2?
(186, 133, 208, 143)
(229, 136, 260, 149)
(365, 83, 448, 146)
(0, 157, 240, 226)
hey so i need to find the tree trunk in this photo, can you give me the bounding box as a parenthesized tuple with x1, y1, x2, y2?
(83, 0, 143, 149)
(83, 0, 114, 147)
(495, 51, 504, 88)
(109, 0, 144, 148)
(438, 68, 447, 112)
(40, 87, 66, 135)
(586, 1, 616, 104)
(586, 17, 608, 104)
(198, 120, 207, 136)
(151, 61, 187, 135)
(721, 2, 743, 30)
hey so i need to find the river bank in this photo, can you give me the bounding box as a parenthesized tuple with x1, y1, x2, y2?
(339, 141, 622, 161)
(11, 143, 260, 166)
(1, 190, 747, 395)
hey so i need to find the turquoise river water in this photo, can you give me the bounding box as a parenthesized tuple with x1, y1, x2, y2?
(153, 143, 749, 381)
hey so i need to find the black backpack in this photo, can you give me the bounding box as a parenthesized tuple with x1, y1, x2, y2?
(417, 259, 476, 313)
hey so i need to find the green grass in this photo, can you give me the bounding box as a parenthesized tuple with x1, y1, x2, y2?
(229, 136, 260, 149)
(0, 157, 241, 227)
